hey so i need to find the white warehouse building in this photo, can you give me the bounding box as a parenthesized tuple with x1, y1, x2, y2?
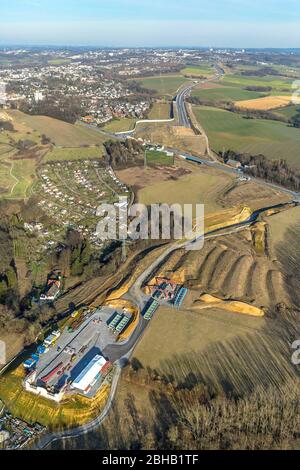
(71, 354, 109, 394)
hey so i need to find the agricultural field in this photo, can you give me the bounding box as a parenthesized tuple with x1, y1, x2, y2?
(131, 301, 295, 395)
(275, 104, 300, 120)
(138, 165, 234, 215)
(102, 118, 136, 133)
(148, 102, 172, 120)
(180, 64, 214, 77)
(136, 75, 191, 97)
(8, 110, 108, 147)
(193, 105, 300, 165)
(145, 149, 174, 166)
(47, 58, 71, 65)
(268, 205, 300, 247)
(192, 85, 264, 102)
(235, 95, 292, 111)
(44, 146, 105, 162)
(231, 63, 300, 79)
(221, 74, 294, 94)
(191, 67, 295, 108)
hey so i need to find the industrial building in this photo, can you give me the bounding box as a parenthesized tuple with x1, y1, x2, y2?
(71, 354, 110, 394)
(106, 311, 131, 335)
(23, 307, 123, 402)
(142, 298, 159, 321)
(141, 278, 188, 321)
(147, 277, 188, 308)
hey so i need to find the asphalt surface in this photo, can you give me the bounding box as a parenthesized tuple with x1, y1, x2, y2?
(175, 65, 225, 127)
(33, 363, 122, 449)
(32, 62, 300, 448)
(33, 193, 298, 449)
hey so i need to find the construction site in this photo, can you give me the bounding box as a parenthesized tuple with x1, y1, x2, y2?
(23, 306, 134, 402)
(142, 277, 188, 320)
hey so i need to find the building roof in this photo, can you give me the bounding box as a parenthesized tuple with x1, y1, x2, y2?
(227, 159, 242, 168)
(71, 354, 107, 392)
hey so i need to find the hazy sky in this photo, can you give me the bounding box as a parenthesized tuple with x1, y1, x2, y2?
(1, 0, 300, 47)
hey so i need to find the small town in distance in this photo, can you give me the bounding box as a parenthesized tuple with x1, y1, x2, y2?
(1, 0, 300, 456)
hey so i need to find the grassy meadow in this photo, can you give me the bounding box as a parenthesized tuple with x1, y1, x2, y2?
(103, 118, 136, 133)
(193, 105, 300, 165)
(148, 102, 172, 120)
(9, 110, 108, 147)
(137, 75, 191, 97)
(146, 150, 174, 166)
(192, 86, 264, 102)
(44, 146, 104, 162)
(181, 65, 214, 77)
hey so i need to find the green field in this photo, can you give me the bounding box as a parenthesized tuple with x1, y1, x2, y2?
(146, 150, 174, 165)
(193, 105, 300, 165)
(0, 159, 36, 199)
(148, 102, 172, 120)
(181, 65, 214, 77)
(221, 74, 293, 94)
(9, 111, 108, 147)
(192, 85, 264, 102)
(275, 105, 300, 120)
(0, 161, 15, 194)
(137, 75, 190, 96)
(103, 118, 136, 133)
(9, 160, 36, 198)
(44, 146, 105, 162)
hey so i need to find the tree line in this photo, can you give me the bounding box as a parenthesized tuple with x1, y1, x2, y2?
(221, 149, 300, 191)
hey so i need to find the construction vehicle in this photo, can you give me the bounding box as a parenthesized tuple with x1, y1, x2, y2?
(71, 354, 77, 363)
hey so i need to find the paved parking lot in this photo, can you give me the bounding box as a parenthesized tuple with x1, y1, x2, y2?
(34, 307, 124, 389)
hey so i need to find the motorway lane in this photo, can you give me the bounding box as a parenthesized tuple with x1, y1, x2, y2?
(175, 65, 225, 127)
(174, 82, 196, 127)
(32, 62, 300, 448)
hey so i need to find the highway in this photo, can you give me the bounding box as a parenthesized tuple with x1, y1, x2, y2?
(175, 64, 225, 127)
(32, 61, 300, 449)
(175, 82, 196, 127)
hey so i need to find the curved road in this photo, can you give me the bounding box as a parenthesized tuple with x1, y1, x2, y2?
(33, 363, 122, 449)
(32, 62, 299, 449)
(176, 65, 225, 127)
(33, 195, 298, 449)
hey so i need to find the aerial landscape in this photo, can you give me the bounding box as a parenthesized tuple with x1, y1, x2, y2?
(0, 0, 300, 460)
